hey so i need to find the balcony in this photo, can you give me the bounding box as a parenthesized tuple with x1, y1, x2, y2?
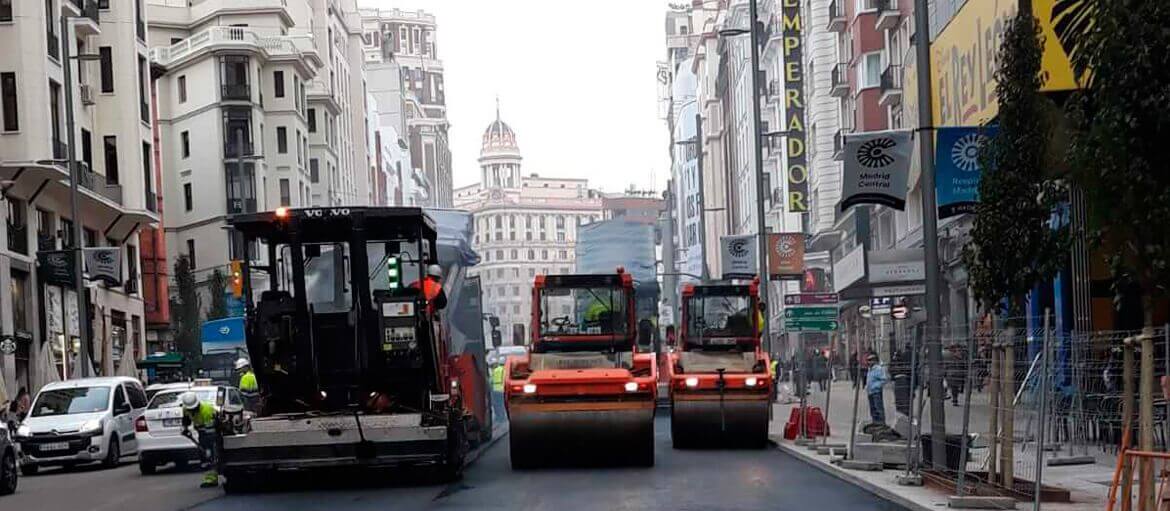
(875, 0, 901, 32)
(224, 141, 254, 159)
(827, 0, 846, 32)
(221, 83, 250, 101)
(149, 25, 321, 70)
(830, 63, 849, 97)
(74, 0, 101, 36)
(78, 168, 123, 205)
(879, 65, 903, 107)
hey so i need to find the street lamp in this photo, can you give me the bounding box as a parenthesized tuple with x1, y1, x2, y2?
(716, 0, 773, 352)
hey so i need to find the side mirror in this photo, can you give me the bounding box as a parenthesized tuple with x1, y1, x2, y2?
(115, 403, 132, 416)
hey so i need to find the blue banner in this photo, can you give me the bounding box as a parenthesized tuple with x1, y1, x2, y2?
(935, 126, 997, 219)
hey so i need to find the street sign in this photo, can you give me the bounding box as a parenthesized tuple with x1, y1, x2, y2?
(891, 305, 909, 320)
(783, 293, 839, 306)
(0, 336, 15, 355)
(870, 297, 893, 315)
(785, 307, 837, 319)
(787, 319, 839, 332)
(872, 284, 926, 297)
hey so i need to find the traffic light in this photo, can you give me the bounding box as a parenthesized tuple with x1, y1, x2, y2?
(386, 256, 400, 289)
(230, 260, 243, 297)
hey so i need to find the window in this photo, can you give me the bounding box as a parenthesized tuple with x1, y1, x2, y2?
(0, 0, 10, 22)
(80, 129, 92, 171)
(177, 75, 186, 103)
(495, 250, 503, 260)
(83, 228, 97, 247)
(183, 183, 192, 211)
(98, 0, 108, 8)
(309, 158, 319, 183)
(556, 215, 565, 229)
(512, 286, 519, 297)
(0, 72, 16, 131)
(511, 249, 518, 259)
(10, 270, 29, 335)
(541, 250, 548, 260)
(296, 130, 302, 165)
(180, 131, 190, 158)
(142, 142, 152, 205)
(856, 0, 878, 12)
(273, 70, 285, 97)
(112, 385, 127, 412)
(186, 239, 196, 267)
(276, 126, 287, 153)
(103, 136, 118, 183)
(557, 232, 565, 242)
(307, 108, 316, 132)
(279, 178, 291, 206)
(138, 56, 148, 122)
(527, 250, 535, 259)
(97, 47, 114, 93)
(860, 52, 882, 89)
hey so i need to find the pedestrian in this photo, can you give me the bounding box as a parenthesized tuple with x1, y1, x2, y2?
(8, 387, 29, 422)
(815, 351, 830, 392)
(180, 391, 222, 488)
(945, 345, 967, 407)
(849, 351, 860, 388)
(865, 353, 890, 425)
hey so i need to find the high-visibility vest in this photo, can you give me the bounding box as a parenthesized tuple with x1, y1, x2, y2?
(185, 401, 216, 429)
(239, 370, 258, 393)
(491, 365, 505, 392)
(411, 278, 442, 301)
(769, 360, 778, 378)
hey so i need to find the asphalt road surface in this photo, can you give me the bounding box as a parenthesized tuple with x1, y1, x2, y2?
(9, 416, 909, 511)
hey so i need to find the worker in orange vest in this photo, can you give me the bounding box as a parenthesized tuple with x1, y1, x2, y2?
(410, 264, 448, 311)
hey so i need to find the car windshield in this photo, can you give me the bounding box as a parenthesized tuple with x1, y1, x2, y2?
(30, 387, 112, 417)
(539, 285, 628, 336)
(148, 390, 216, 410)
(685, 294, 756, 341)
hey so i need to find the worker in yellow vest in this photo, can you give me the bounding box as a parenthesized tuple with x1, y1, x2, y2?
(490, 362, 506, 420)
(181, 391, 222, 488)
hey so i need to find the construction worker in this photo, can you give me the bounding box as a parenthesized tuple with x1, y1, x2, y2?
(409, 264, 448, 311)
(490, 363, 506, 419)
(584, 298, 613, 330)
(180, 391, 221, 488)
(235, 358, 259, 411)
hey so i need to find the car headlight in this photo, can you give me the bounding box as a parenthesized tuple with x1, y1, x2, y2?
(745, 377, 759, 387)
(522, 383, 537, 394)
(80, 418, 104, 434)
(15, 424, 31, 438)
(685, 377, 699, 388)
(624, 381, 639, 393)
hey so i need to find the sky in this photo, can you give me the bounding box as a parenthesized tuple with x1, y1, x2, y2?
(360, 0, 675, 194)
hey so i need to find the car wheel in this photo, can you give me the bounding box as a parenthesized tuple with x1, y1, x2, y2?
(102, 437, 120, 469)
(138, 456, 156, 475)
(19, 462, 38, 476)
(0, 450, 17, 495)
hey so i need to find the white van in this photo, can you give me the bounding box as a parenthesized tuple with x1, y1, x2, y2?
(13, 377, 147, 474)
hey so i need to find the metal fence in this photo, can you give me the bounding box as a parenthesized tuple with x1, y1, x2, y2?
(786, 316, 1170, 507)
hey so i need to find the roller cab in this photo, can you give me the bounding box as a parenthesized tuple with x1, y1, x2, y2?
(667, 281, 771, 448)
(505, 270, 657, 468)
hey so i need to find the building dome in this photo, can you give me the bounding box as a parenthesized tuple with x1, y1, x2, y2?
(481, 101, 518, 153)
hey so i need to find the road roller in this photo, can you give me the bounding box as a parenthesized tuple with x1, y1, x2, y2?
(667, 280, 771, 448)
(504, 269, 657, 468)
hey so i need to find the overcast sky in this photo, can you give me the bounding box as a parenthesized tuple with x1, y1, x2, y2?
(360, 0, 674, 194)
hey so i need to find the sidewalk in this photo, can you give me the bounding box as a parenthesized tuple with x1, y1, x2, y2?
(768, 380, 1117, 511)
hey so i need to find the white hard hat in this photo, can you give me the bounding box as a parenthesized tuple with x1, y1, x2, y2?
(180, 391, 200, 410)
(234, 358, 251, 370)
(427, 264, 443, 279)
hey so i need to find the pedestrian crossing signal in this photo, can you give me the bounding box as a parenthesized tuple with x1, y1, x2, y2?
(386, 257, 400, 289)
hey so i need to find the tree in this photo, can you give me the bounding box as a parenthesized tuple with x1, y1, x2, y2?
(207, 269, 229, 321)
(171, 255, 202, 367)
(1064, 2, 1170, 507)
(962, 11, 1068, 488)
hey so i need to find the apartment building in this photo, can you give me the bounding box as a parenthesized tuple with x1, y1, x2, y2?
(147, 0, 370, 290)
(360, 8, 452, 208)
(0, 0, 160, 389)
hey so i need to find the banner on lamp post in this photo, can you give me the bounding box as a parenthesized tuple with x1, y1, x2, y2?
(935, 126, 996, 219)
(719, 235, 757, 280)
(768, 233, 804, 280)
(83, 247, 122, 286)
(840, 130, 914, 212)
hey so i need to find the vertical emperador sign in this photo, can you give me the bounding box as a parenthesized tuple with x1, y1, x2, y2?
(781, 0, 808, 213)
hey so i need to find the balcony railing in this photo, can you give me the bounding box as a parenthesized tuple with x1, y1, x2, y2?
(7, 224, 28, 255)
(224, 141, 254, 159)
(227, 198, 258, 215)
(150, 25, 318, 67)
(881, 65, 902, 92)
(830, 63, 849, 97)
(827, 0, 846, 32)
(875, 0, 901, 31)
(221, 83, 250, 101)
(79, 168, 123, 204)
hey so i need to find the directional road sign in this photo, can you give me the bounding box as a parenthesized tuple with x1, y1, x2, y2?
(787, 319, 839, 332)
(785, 307, 838, 319)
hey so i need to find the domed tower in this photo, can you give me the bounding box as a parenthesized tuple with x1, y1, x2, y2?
(479, 102, 522, 190)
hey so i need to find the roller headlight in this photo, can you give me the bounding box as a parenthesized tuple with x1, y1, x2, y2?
(624, 382, 639, 393)
(745, 377, 759, 387)
(685, 377, 699, 388)
(522, 384, 537, 394)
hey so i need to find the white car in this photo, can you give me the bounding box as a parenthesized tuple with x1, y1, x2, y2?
(135, 385, 245, 475)
(14, 377, 147, 475)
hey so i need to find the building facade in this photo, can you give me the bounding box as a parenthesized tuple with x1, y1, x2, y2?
(360, 8, 452, 208)
(454, 112, 604, 345)
(0, 0, 160, 391)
